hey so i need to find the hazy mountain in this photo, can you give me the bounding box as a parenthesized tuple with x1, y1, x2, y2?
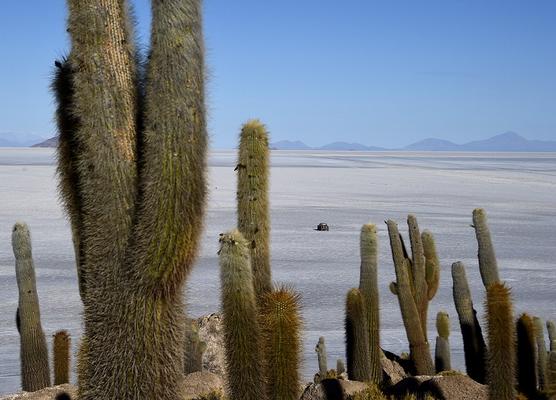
(318, 141, 386, 151)
(403, 138, 460, 151)
(32, 136, 59, 148)
(0, 132, 48, 147)
(270, 140, 311, 150)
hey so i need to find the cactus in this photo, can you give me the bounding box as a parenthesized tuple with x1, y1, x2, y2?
(237, 120, 271, 300)
(184, 319, 206, 374)
(336, 359, 346, 375)
(53, 330, 71, 385)
(451, 261, 486, 383)
(219, 230, 266, 400)
(434, 311, 451, 373)
(316, 336, 328, 378)
(534, 316, 548, 390)
(422, 230, 440, 302)
(485, 282, 516, 400)
(12, 222, 51, 391)
(516, 313, 538, 397)
(357, 223, 382, 384)
(548, 321, 556, 351)
(345, 288, 372, 382)
(548, 351, 556, 398)
(386, 219, 434, 375)
(55, 1, 208, 398)
(472, 208, 500, 289)
(260, 286, 302, 400)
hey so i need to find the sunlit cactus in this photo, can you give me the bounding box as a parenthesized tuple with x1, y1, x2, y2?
(53, 330, 71, 385)
(435, 311, 451, 373)
(345, 288, 371, 382)
(472, 208, 500, 289)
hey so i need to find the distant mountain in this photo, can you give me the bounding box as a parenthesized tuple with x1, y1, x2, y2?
(318, 141, 386, 151)
(0, 132, 48, 147)
(270, 140, 311, 150)
(32, 136, 58, 148)
(403, 138, 460, 151)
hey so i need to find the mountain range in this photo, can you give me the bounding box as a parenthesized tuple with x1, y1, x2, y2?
(10, 131, 556, 152)
(0, 132, 49, 147)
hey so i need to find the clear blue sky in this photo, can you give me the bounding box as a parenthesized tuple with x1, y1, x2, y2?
(1, 1, 555, 148)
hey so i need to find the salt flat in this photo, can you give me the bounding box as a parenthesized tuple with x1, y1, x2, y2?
(0, 148, 555, 393)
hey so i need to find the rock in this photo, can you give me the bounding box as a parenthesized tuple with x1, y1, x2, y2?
(181, 371, 224, 400)
(386, 374, 487, 400)
(300, 379, 368, 400)
(380, 352, 407, 385)
(197, 313, 226, 376)
(0, 385, 77, 400)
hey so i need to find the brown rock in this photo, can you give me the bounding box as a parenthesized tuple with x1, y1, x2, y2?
(0, 385, 76, 400)
(380, 353, 407, 385)
(387, 374, 487, 400)
(300, 379, 368, 400)
(181, 371, 224, 400)
(197, 313, 226, 376)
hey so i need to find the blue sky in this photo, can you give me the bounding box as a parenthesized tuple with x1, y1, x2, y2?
(1, 1, 555, 148)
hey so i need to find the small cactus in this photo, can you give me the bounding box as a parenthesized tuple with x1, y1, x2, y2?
(316, 336, 328, 378)
(260, 286, 302, 400)
(184, 319, 206, 374)
(434, 312, 451, 373)
(533, 316, 547, 390)
(13, 222, 51, 391)
(472, 208, 500, 289)
(485, 282, 516, 400)
(516, 313, 538, 397)
(336, 359, 346, 375)
(345, 288, 372, 382)
(237, 120, 271, 301)
(219, 230, 266, 400)
(53, 330, 71, 385)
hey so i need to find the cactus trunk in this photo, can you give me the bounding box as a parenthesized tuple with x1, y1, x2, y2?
(548, 351, 556, 399)
(472, 208, 500, 289)
(53, 330, 71, 385)
(548, 321, 556, 351)
(345, 288, 372, 382)
(13, 222, 51, 391)
(434, 312, 451, 373)
(534, 317, 548, 391)
(316, 336, 328, 378)
(516, 313, 538, 397)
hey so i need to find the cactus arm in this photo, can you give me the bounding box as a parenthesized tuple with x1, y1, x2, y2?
(422, 230, 440, 301)
(13, 223, 51, 391)
(126, 0, 207, 291)
(472, 208, 500, 288)
(407, 215, 428, 341)
(386, 220, 434, 375)
(237, 120, 271, 300)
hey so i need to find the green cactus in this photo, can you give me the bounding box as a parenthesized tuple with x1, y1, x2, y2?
(472, 208, 500, 289)
(237, 120, 271, 300)
(434, 312, 451, 373)
(422, 230, 440, 304)
(534, 317, 548, 391)
(184, 319, 206, 375)
(12, 222, 51, 391)
(451, 261, 486, 383)
(485, 282, 516, 400)
(357, 223, 382, 384)
(260, 286, 302, 400)
(53, 330, 71, 385)
(386, 219, 434, 375)
(345, 288, 372, 382)
(219, 230, 266, 400)
(55, 1, 208, 398)
(516, 313, 538, 397)
(316, 336, 328, 378)
(548, 321, 556, 351)
(548, 351, 556, 398)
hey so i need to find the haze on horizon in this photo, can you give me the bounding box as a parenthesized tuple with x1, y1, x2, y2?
(0, 0, 555, 148)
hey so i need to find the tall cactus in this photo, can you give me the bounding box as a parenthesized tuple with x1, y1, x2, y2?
(472, 208, 500, 289)
(53, 330, 71, 385)
(13, 222, 51, 391)
(316, 336, 328, 378)
(534, 316, 548, 391)
(451, 261, 486, 383)
(260, 286, 302, 400)
(516, 313, 538, 397)
(237, 120, 271, 300)
(386, 219, 434, 375)
(345, 288, 372, 382)
(219, 230, 267, 400)
(358, 224, 382, 384)
(548, 321, 556, 351)
(54, 1, 208, 398)
(485, 282, 516, 400)
(434, 311, 451, 373)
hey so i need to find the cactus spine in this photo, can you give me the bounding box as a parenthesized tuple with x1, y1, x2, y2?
(260, 286, 302, 400)
(516, 313, 538, 397)
(386, 219, 434, 375)
(12, 222, 51, 391)
(357, 223, 382, 384)
(472, 208, 500, 288)
(184, 319, 206, 374)
(451, 261, 486, 383)
(56, 1, 208, 398)
(316, 336, 328, 378)
(237, 120, 271, 300)
(345, 288, 372, 382)
(485, 282, 516, 400)
(53, 330, 71, 385)
(548, 321, 556, 351)
(219, 230, 267, 400)
(434, 311, 451, 373)
(534, 316, 548, 390)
